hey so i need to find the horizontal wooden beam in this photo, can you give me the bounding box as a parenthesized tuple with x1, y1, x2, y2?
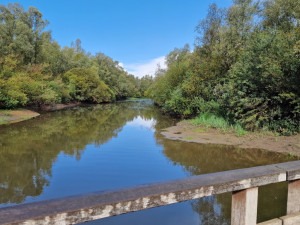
(1, 161, 299, 225)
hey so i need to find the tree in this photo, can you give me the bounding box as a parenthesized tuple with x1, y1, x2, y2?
(63, 67, 114, 103)
(94, 53, 139, 99)
(0, 4, 142, 109)
(196, 3, 225, 47)
(147, 0, 300, 134)
(263, 0, 300, 32)
(27, 7, 48, 63)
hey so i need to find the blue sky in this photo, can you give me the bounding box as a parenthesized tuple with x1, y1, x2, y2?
(1, 0, 232, 77)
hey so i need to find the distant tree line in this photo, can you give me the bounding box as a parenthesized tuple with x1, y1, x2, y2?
(0, 4, 154, 108)
(147, 0, 300, 135)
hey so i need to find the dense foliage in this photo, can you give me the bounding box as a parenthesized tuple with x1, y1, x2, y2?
(0, 4, 153, 108)
(147, 0, 300, 135)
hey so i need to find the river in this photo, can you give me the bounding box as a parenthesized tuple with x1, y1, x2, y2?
(0, 100, 295, 224)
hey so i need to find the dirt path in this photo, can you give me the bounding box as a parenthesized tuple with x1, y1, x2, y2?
(0, 109, 40, 125)
(161, 121, 300, 156)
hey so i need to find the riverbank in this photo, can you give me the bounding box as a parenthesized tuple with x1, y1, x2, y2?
(0, 109, 40, 125)
(161, 121, 300, 156)
(0, 103, 82, 125)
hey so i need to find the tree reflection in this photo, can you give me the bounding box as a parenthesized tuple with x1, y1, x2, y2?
(0, 100, 294, 224)
(156, 135, 295, 224)
(192, 195, 230, 225)
(0, 100, 166, 205)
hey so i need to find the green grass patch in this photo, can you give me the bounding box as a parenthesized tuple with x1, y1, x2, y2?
(190, 113, 247, 136)
(126, 97, 140, 100)
(126, 97, 148, 101)
(0, 118, 7, 125)
(0, 110, 10, 124)
(0, 110, 11, 116)
(193, 127, 207, 133)
(184, 136, 193, 140)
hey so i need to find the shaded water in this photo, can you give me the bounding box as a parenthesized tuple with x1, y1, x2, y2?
(0, 100, 296, 224)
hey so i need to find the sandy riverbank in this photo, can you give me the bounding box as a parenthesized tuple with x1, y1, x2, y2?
(161, 121, 300, 156)
(0, 103, 82, 125)
(0, 109, 40, 125)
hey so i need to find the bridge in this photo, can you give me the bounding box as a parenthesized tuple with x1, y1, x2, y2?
(0, 161, 300, 225)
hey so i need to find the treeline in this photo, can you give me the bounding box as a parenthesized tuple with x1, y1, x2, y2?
(147, 0, 300, 135)
(0, 4, 154, 108)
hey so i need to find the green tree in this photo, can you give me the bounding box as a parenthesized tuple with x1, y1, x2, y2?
(147, 0, 300, 134)
(63, 67, 114, 103)
(0, 4, 142, 109)
(263, 0, 300, 32)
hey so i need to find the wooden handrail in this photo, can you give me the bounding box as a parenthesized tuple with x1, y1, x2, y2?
(0, 161, 300, 225)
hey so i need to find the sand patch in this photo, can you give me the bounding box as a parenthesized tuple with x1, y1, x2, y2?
(161, 121, 300, 156)
(0, 109, 40, 125)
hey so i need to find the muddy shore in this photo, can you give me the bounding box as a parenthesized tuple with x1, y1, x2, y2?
(0, 109, 40, 125)
(161, 121, 300, 156)
(0, 103, 81, 125)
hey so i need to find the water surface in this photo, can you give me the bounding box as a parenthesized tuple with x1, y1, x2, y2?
(0, 100, 296, 224)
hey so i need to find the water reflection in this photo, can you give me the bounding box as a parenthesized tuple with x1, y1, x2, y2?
(160, 139, 292, 174)
(192, 195, 230, 225)
(0, 100, 297, 224)
(126, 116, 156, 131)
(0, 100, 171, 206)
(157, 137, 293, 223)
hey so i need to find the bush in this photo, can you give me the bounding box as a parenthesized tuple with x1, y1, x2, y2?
(63, 68, 115, 103)
(269, 118, 300, 136)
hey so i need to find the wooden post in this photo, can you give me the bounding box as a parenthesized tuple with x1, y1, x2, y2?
(287, 180, 300, 214)
(231, 187, 258, 225)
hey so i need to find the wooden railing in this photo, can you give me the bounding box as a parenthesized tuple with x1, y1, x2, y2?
(0, 161, 300, 225)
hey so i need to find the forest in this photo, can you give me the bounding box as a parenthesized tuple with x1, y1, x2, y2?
(0, 3, 153, 108)
(1, 1, 299, 135)
(147, 0, 300, 135)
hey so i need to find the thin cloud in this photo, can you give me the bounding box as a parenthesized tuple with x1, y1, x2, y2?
(123, 56, 167, 78)
(118, 62, 125, 68)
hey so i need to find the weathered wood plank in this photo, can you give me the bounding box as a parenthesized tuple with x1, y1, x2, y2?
(231, 187, 258, 225)
(257, 218, 282, 225)
(287, 180, 300, 214)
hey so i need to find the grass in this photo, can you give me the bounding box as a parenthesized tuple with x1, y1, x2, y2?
(287, 152, 297, 159)
(0, 110, 11, 116)
(0, 110, 10, 124)
(0, 118, 6, 125)
(193, 127, 207, 133)
(185, 136, 194, 140)
(126, 97, 140, 100)
(190, 113, 247, 136)
(126, 97, 148, 101)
